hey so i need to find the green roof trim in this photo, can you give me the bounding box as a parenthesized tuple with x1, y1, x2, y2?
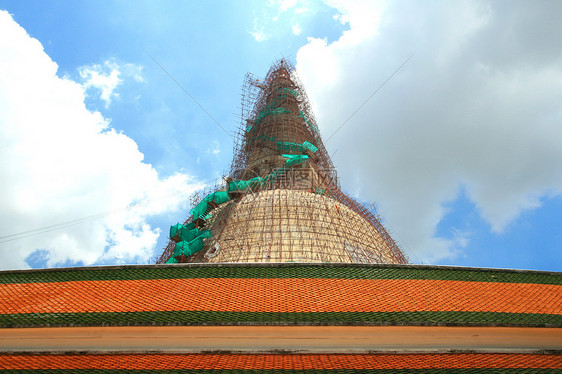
(0, 263, 560, 285)
(2, 310, 561, 328)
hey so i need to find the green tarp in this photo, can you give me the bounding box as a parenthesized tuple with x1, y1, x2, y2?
(181, 227, 202, 242)
(228, 154, 310, 193)
(246, 96, 289, 132)
(190, 191, 232, 220)
(255, 107, 290, 126)
(174, 230, 213, 257)
(297, 111, 318, 133)
(277, 87, 299, 97)
(265, 95, 287, 110)
(228, 176, 265, 193)
(282, 154, 309, 167)
(170, 222, 204, 242)
(190, 202, 208, 221)
(249, 135, 317, 154)
(169, 223, 184, 239)
(302, 141, 318, 153)
(277, 140, 317, 153)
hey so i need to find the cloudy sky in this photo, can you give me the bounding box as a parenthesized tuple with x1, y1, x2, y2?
(0, 0, 560, 271)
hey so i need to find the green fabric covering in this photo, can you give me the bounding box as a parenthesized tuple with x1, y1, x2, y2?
(249, 135, 317, 154)
(277, 87, 299, 97)
(189, 202, 208, 221)
(302, 141, 318, 153)
(227, 154, 309, 193)
(277, 141, 303, 152)
(174, 230, 213, 257)
(283, 154, 309, 166)
(297, 110, 318, 133)
(171, 223, 208, 242)
(190, 191, 232, 220)
(211, 191, 231, 204)
(228, 176, 265, 193)
(169, 223, 184, 239)
(179, 227, 202, 242)
(255, 107, 290, 125)
(246, 96, 288, 132)
(265, 95, 287, 110)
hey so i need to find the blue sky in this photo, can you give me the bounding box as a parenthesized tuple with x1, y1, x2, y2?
(0, 0, 560, 271)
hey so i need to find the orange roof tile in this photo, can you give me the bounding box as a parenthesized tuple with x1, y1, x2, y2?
(0, 264, 560, 327)
(0, 277, 560, 315)
(0, 353, 560, 371)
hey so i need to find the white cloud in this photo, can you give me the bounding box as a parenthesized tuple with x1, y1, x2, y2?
(250, 17, 271, 42)
(297, 0, 562, 263)
(279, 0, 299, 13)
(0, 11, 202, 269)
(206, 141, 221, 155)
(78, 60, 144, 108)
(79, 61, 121, 107)
(251, 0, 314, 42)
(292, 23, 302, 35)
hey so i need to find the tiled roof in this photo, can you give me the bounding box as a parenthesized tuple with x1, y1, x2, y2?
(0, 263, 560, 328)
(1, 352, 561, 372)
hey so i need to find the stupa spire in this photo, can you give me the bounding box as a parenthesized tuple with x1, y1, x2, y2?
(158, 60, 407, 264)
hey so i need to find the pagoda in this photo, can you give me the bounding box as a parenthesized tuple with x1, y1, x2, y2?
(158, 59, 407, 265)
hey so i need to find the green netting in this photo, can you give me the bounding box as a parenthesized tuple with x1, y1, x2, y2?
(255, 107, 291, 125)
(180, 227, 204, 242)
(228, 176, 265, 193)
(265, 95, 287, 110)
(228, 171, 288, 193)
(190, 203, 208, 220)
(170, 224, 200, 242)
(210, 190, 231, 204)
(170, 221, 199, 239)
(277, 87, 299, 97)
(246, 96, 289, 133)
(297, 110, 318, 133)
(250, 135, 317, 154)
(302, 141, 318, 153)
(251, 134, 276, 143)
(174, 230, 213, 257)
(316, 188, 326, 195)
(278, 141, 303, 152)
(169, 223, 184, 239)
(283, 154, 309, 166)
(228, 154, 309, 193)
(190, 191, 232, 220)
(165, 255, 178, 264)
